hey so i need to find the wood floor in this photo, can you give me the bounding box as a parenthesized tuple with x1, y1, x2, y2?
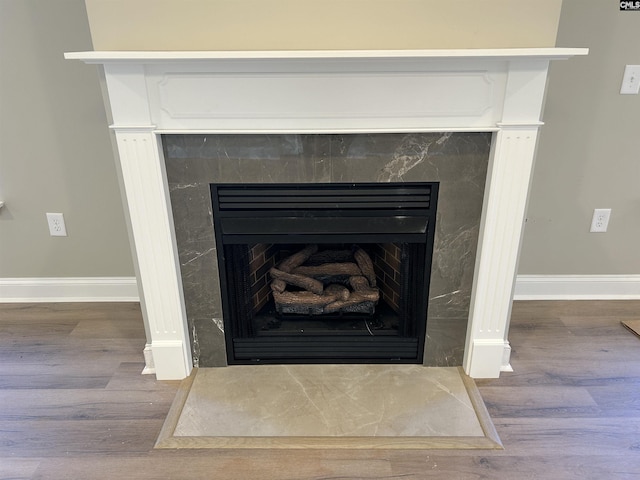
(1, 300, 640, 479)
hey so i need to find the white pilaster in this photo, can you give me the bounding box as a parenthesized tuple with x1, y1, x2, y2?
(463, 126, 540, 377)
(113, 127, 192, 380)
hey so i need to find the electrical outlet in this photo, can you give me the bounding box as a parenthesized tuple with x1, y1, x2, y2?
(590, 208, 611, 233)
(621, 65, 640, 94)
(46, 212, 67, 236)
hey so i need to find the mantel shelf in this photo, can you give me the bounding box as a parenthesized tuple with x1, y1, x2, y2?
(65, 48, 588, 63)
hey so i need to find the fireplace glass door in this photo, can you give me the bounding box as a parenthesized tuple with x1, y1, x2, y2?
(211, 182, 437, 364)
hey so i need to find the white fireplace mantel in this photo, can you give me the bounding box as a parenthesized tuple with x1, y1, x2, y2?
(67, 48, 587, 380)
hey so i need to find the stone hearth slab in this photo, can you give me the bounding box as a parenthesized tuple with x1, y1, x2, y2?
(155, 365, 501, 449)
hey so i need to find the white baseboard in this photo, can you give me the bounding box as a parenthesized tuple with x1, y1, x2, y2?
(514, 274, 640, 300)
(0, 277, 140, 303)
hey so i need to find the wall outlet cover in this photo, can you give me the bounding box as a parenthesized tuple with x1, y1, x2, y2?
(590, 208, 611, 233)
(46, 212, 67, 236)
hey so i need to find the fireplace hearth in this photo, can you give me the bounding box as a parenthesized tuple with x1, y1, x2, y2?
(210, 182, 437, 364)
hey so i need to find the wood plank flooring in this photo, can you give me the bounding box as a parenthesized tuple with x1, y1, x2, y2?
(1, 300, 640, 479)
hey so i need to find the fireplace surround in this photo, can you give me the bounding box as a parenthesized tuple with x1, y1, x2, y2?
(162, 132, 488, 368)
(66, 48, 587, 379)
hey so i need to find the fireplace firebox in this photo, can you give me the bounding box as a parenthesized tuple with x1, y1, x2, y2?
(211, 183, 438, 364)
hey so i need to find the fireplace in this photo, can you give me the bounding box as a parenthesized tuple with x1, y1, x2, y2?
(66, 48, 587, 379)
(210, 182, 437, 364)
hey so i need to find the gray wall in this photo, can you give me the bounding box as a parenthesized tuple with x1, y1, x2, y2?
(518, 0, 640, 275)
(0, 0, 133, 278)
(1, 0, 637, 281)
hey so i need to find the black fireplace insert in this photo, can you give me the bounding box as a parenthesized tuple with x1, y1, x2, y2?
(211, 182, 438, 364)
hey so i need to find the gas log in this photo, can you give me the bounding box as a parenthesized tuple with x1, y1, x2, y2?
(269, 245, 380, 315)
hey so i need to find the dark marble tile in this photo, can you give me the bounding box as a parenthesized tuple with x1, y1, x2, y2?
(214, 135, 330, 184)
(162, 132, 492, 368)
(164, 157, 220, 185)
(423, 317, 469, 366)
(428, 221, 479, 319)
(178, 240, 222, 320)
(191, 317, 227, 367)
(168, 183, 214, 245)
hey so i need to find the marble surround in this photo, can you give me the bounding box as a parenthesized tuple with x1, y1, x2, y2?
(164, 132, 491, 368)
